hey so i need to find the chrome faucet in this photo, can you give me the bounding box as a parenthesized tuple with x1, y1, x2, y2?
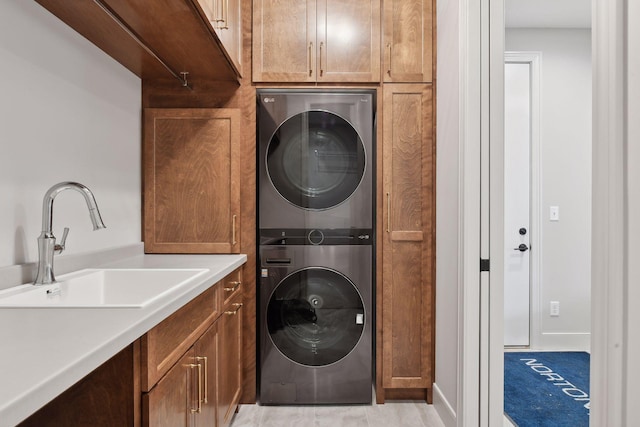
(34, 182, 106, 285)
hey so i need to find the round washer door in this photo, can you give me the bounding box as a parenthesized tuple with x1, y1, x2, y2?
(266, 110, 366, 210)
(267, 267, 365, 367)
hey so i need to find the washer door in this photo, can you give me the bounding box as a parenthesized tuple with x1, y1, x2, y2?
(266, 111, 366, 210)
(267, 267, 365, 367)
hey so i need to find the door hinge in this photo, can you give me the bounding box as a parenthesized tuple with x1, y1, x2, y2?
(480, 258, 490, 272)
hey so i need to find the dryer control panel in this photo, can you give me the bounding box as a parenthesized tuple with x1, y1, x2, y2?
(259, 228, 373, 246)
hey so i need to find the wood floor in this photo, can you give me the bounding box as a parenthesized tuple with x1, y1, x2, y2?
(230, 401, 445, 427)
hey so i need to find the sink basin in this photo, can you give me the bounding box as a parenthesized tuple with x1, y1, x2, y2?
(0, 268, 208, 308)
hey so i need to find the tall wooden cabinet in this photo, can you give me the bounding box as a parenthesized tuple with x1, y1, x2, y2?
(143, 108, 241, 254)
(380, 84, 435, 396)
(252, 0, 380, 82)
(382, 0, 433, 82)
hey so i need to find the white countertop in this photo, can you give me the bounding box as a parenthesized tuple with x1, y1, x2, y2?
(0, 253, 247, 427)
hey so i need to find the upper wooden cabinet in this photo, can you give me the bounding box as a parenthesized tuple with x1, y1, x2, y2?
(194, 0, 243, 74)
(252, 0, 380, 82)
(144, 108, 241, 254)
(382, 0, 434, 82)
(35, 0, 241, 84)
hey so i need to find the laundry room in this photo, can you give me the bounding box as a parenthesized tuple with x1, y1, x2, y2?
(0, 1, 436, 425)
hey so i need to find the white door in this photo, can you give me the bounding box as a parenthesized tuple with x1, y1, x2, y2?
(503, 61, 531, 346)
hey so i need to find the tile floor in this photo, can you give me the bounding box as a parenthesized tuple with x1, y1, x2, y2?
(229, 401, 445, 427)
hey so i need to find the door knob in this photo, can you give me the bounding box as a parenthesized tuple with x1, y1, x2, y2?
(514, 243, 529, 252)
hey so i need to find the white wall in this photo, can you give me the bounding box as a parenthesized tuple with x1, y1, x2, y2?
(0, 1, 141, 272)
(506, 29, 592, 350)
(434, 0, 460, 424)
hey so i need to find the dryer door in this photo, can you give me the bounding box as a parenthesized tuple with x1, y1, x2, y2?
(267, 267, 365, 366)
(266, 111, 366, 210)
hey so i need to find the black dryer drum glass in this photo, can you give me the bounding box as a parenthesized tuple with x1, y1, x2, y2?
(267, 268, 365, 366)
(266, 111, 365, 209)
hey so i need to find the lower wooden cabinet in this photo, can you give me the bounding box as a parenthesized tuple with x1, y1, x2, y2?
(144, 323, 219, 427)
(379, 83, 435, 400)
(142, 268, 243, 427)
(18, 344, 139, 427)
(218, 295, 242, 427)
(144, 349, 198, 427)
(19, 268, 243, 427)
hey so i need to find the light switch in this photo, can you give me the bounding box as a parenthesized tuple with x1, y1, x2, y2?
(550, 206, 559, 221)
(550, 301, 560, 316)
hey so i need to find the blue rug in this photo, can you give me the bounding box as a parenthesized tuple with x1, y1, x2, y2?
(504, 352, 590, 427)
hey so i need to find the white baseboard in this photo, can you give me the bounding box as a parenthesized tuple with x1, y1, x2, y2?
(533, 333, 591, 351)
(433, 382, 456, 427)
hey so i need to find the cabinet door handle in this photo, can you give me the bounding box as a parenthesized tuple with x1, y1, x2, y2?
(319, 41, 324, 77)
(387, 43, 392, 75)
(224, 281, 241, 292)
(196, 356, 208, 403)
(309, 42, 313, 76)
(386, 192, 391, 232)
(214, 0, 223, 24)
(225, 302, 243, 315)
(221, 0, 229, 29)
(232, 214, 237, 245)
(186, 363, 202, 413)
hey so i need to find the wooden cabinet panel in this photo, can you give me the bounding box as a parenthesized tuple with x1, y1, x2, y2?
(252, 0, 379, 82)
(252, 0, 316, 82)
(381, 84, 434, 390)
(382, 0, 433, 82)
(218, 295, 243, 427)
(193, 322, 219, 426)
(195, 0, 243, 74)
(35, 0, 240, 84)
(317, 0, 380, 82)
(141, 286, 219, 391)
(221, 268, 242, 309)
(144, 108, 241, 254)
(143, 349, 196, 427)
(19, 344, 139, 427)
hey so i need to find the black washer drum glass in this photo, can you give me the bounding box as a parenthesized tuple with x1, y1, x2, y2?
(266, 111, 366, 210)
(267, 268, 365, 366)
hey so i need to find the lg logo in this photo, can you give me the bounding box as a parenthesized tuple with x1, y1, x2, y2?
(264, 97, 275, 103)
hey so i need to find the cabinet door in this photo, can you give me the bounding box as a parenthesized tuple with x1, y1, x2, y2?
(222, 0, 242, 74)
(196, 0, 242, 75)
(144, 108, 241, 254)
(316, 0, 380, 82)
(382, 0, 433, 82)
(218, 296, 243, 427)
(194, 322, 219, 426)
(381, 84, 434, 389)
(144, 350, 197, 427)
(252, 0, 316, 82)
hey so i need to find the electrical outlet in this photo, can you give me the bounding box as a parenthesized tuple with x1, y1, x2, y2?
(550, 301, 560, 317)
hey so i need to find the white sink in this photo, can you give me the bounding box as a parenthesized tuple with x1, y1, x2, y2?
(0, 268, 208, 308)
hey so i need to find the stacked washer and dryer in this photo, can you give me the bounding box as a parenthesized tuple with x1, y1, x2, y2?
(257, 90, 375, 405)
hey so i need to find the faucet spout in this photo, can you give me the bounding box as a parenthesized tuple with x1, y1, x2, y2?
(34, 182, 106, 285)
(41, 182, 106, 235)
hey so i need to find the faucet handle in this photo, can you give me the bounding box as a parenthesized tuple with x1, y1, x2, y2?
(54, 227, 70, 254)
